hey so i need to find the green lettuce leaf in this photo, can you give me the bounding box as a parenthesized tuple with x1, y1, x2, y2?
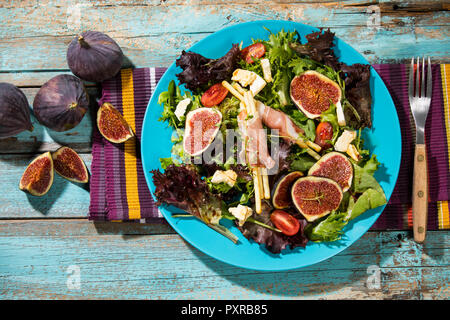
(305, 211, 348, 242)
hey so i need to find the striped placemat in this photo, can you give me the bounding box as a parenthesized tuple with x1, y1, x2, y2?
(89, 68, 166, 222)
(88, 65, 450, 230)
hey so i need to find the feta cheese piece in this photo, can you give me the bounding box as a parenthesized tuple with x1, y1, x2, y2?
(260, 58, 272, 82)
(210, 170, 238, 187)
(249, 74, 266, 96)
(346, 144, 361, 162)
(228, 204, 253, 226)
(335, 130, 357, 152)
(174, 98, 191, 121)
(232, 69, 257, 87)
(336, 101, 346, 126)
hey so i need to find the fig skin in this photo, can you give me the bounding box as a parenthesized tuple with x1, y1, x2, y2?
(0, 83, 33, 138)
(97, 102, 134, 144)
(290, 70, 342, 119)
(308, 152, 354, 192)
(272, 171, 304, 209)
(291, 176, 343, 222)
(67, 31, 124, 83)
(52, 146, 89, 183)
(33, 74, 89, 132)
(19, 152, 54, 196)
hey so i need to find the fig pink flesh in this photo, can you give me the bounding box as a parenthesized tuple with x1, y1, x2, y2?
(291, 73, 340, 115)
(97, 103, 133, 143)
(309, 153, 353, 191)
(53, 147, 88, 182)
(184, 110, 221, 155)
(292, 177, 342, 219)
(20, 153, 53, 195)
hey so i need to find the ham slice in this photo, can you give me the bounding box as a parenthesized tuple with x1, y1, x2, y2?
(256, 100, 304, 144)
(237, 108, 275, 169)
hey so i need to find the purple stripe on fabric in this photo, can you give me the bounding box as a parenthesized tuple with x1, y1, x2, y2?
(88, 128, 107, 220)
(371, 202, 439, 230)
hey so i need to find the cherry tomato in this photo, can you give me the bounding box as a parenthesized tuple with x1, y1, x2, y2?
(270, 210, 300, 236)
(201, 83, 229, 107)
(241, 43, 266, 64)
(314, 121, 333, 149)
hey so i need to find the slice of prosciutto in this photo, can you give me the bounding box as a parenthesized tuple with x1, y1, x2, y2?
(256, 100, 304, 144)
(237, 108, 275, 169)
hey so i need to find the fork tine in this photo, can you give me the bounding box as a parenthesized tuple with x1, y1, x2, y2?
(427, 57, 432, 99)
(421, 57, 425, 98)
(409, 58, 414, 98)
(415, 56, 420, 97)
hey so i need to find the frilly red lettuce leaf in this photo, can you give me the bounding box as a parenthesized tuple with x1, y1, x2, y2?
(151, 164, 223, 224)
(176, 44, 241, 92)
(237, 200, 308, 254)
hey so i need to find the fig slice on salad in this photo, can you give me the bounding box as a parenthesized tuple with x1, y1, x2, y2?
(308, 152, 353, 192)
(290, 70, 341, 119)
(183, 107, 222, 156)
(272, 171, 304, 209)
(291, 176, 343, 222)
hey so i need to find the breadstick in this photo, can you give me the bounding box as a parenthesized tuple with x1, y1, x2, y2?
(262, 168, 270, 199)
(222, 81, 244, 102)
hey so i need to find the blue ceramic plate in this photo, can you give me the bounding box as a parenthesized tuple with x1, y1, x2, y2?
(141, 20, 401, 271)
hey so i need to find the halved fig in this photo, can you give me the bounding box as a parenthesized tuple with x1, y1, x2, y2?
(308, 152, 353, 192)
(272, 171, 304, 209)
(19, 152, 54, 196)
(97, 102, 134, 143)
(290, 70, 342, 119)
(52, 146, 89, 183)
(291, 176, 343, 222)
(183, 107, 222, 156)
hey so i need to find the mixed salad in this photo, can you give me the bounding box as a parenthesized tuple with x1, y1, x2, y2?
(151, 28, 386, 254)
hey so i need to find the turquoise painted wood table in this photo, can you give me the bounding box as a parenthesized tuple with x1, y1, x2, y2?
(0, 1, 449, 300)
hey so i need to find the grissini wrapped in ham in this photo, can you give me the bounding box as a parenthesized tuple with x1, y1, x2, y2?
(256, 100, 304, 144)
(237, 107, 275, 170)
(256, 101, 321, 160)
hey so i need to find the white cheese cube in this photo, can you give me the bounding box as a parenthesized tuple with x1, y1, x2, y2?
(335, 130, 357, 152)
(249, 74, 266, 96)
(232, 69, 257, 87)
(228, 204, 253, 226)
(211, 170, 238, 187)
(346, 144, 361, 162)
(260, 58, 272, 82)
(336, 101, 346, 126)
(174, 98, 191, 121)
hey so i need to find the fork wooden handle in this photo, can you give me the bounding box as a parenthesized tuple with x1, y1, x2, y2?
(412, 144, 428, 243)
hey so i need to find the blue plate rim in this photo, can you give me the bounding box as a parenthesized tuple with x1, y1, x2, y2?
(141, 20, 402, 271)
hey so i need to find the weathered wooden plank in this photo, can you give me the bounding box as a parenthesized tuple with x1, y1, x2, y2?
(0, 154, 91, 218)
(0, 2, 448, 74)
(0, 219, 174, 236)
(0, 229, 448, 299)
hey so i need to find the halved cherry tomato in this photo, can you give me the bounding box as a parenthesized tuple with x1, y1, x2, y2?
(241, 43, 266, 64)
(270, 210, 300, 236)
(201, 83, 229, 107)
(314, 121, 333, 149)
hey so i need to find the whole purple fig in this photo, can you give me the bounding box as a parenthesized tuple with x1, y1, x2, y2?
(0, 83, 33, 138)
(67, 31, 124, 82)
(33, 74, 89, 132)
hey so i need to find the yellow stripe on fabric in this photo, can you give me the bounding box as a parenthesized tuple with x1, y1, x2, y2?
(439, 65, 450, 229)
(438, 201, 450, 229)
(120, 69, 141, 220)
